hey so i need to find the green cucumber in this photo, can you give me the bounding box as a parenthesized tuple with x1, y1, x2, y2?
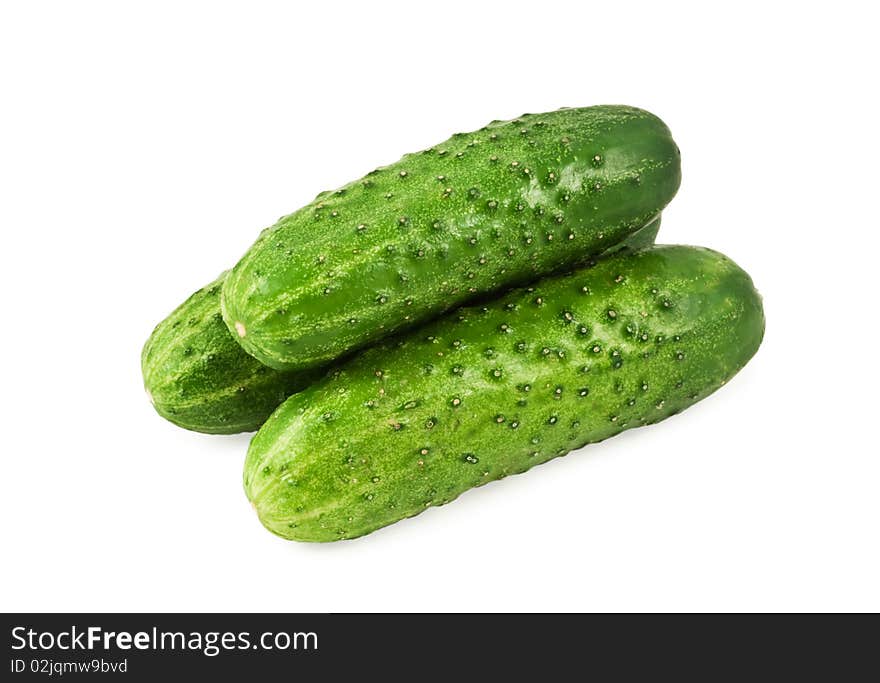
(222, 105, 681, 371)
(142, 274, 321, 434)
(244, 245, 763, 542)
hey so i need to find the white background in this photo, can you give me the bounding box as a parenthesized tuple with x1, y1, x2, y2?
(2, 1, 877, 613)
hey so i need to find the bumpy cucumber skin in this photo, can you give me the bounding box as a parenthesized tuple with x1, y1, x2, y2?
(142, 274, 321, 434)
(139, 211, 659, 434)
(244, 245, 764, 542)
(222, 105, 681, 371)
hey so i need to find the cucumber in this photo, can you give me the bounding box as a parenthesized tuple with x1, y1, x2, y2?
(222, 105, 681, 371)
(244, 245, 764, 542)
(142, 274, 321, 434)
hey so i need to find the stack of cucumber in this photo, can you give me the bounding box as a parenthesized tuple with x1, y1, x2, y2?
(143, 105, 764, 542)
